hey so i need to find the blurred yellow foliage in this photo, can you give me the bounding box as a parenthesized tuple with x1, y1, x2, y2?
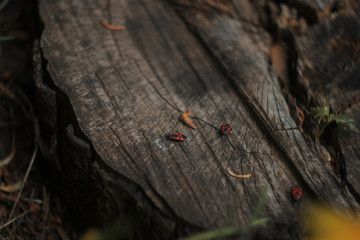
(307, 205, 360, 240)
(80, 228, 100, 240)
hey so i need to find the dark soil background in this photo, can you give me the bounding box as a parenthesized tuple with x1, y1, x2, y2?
(0, 1, 78, 239)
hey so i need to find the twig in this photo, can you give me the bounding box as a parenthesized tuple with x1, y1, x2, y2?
(101, 20, 125, 30)
(56, 226, 70, 240)
(14, 87, 35, 121)
(226, 167, 251, 179)
(5, 229, 14, 240)
(0, 148, 15, 168)
(0, 83, 18, 102)
(42, 185, 50, 223)
(0, 210, 30, 230)
(0, 181, 22, 193)
(8, 145, 38, 219)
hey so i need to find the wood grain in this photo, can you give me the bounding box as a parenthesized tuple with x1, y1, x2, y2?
(37, 0, 360, 237)
(337, 105, 360, 196)
(173, 0, 358, 210)
(296, 13, 360, 112)
(296, 11, 360, 203)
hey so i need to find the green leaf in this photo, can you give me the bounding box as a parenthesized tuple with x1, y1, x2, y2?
(328, 113, 336, 122)
(334, 114, 358, 131)
(245, 218, 268, 230)
(311, 104, 329, 123)
(349, 124, 358, 132)
(334, 114, 354, 125)
(311, 104, 358, 137)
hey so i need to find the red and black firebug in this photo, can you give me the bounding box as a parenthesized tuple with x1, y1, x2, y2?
(170, 132, 187, 141)
(221, 123, 232, 135)
(292, 185, 302, 200)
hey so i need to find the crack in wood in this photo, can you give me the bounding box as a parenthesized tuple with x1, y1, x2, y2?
(36, 0, 360, 237)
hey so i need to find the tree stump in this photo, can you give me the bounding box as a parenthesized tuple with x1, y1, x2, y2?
(35, 0, 360, 239)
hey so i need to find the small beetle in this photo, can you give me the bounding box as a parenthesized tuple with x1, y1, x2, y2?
(221, 123, 232, 135)
(170, 132, 187, 141)
(292, 185, 303, 200)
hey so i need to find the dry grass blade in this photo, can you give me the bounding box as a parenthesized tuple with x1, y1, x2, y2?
(0, 181, 22, 193)
(0, 83, 18, 102)
(101, 20, 125, 31)
(8, 145, 38, 219)
(180, 109, 197, 129)
(226, 167, 251, 179)
(0, 209, 30, 230)
(56, 226, 71, 240)
(42, 185, 50, 223)
(0, 148, 15, 168)
(202, 0, 233, 14)
(296, 106, 304, 126)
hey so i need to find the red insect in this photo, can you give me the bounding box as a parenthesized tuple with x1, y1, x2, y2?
(221, 123, 232, 135)
(292, 185, 303, 200)
(170, 132, 187, 141)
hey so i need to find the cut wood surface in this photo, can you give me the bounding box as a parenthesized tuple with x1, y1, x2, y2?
(37, 0, 360, 238)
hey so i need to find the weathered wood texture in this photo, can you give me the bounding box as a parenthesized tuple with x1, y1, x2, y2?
(295, 10, 360, 200)
(37, 0, 360, 238)
(338, 105, 360, 196)
(296, 13, 360, 112)
(348, 0, 360, 17)
(172, 0, 357, 209)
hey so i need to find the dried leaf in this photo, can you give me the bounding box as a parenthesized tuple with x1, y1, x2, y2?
(296, 106, 304, 126)
(226, 167, 251, 179)
(101, 20, 125, 31)
(2, 71, 11, 80)
(29, 202, 42, 213)
(324, 149, 332, 162)
(0, 181, 22, 193)
(0, 148, 15, 168)
(51, 214, 63, 225)
(180, 109, 197, 129)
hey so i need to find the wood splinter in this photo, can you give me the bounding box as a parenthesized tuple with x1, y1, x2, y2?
(180, 109, 197, 129)
(226, 167, 251, 179)
(101, 20, 125, 31)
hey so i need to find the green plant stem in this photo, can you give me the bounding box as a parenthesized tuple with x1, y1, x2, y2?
(318, 117, 336, 138)
(241, 185, 269, 237)
(0, 35, 16, 41)
(241, 218, 268, 236)
(180, 227, 239, 240)
(318, 122, 329, 138)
